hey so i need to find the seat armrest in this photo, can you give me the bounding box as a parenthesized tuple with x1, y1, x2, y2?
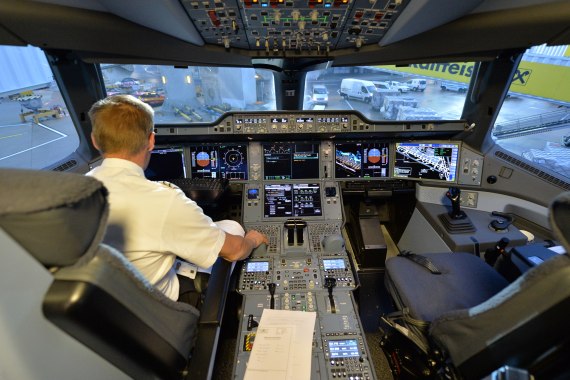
(186, 258, 232, 380)
(199, 257, 232, 324)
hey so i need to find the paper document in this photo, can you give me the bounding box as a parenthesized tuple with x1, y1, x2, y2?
(244, 309, 316, 380)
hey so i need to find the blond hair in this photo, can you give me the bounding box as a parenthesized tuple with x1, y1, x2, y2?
(89, 95, 154, 155)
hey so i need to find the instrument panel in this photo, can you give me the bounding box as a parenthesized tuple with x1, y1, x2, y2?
(149, 140, 476, 185)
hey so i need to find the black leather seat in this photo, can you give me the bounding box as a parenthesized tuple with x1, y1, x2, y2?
(383, 192, 570, 379)
(0, 168, 231, 380)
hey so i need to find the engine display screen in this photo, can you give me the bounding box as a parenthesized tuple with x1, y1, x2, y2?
(264, 183, 322, 218)
(263, 143, 319, 180)
(189, 144, 248, 180)
(328, 339, 359, 358)
(335, 142, 390, 178)
(393, 142, 459, 182)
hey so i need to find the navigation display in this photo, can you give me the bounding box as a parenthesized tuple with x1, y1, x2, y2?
(263, 143, 319, 180)
(264, 183, 322, 218)
(145, 147, 186, 181)
(189, 144, 248, 180)
(246, 261, 269, 272)
(335, 142, 390, 178)
(393, 142, 459, 182)
(328, 339, 359, 358)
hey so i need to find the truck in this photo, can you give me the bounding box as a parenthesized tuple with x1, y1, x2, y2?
(339, 78, 376, 103)
(310, 84, 328, 106)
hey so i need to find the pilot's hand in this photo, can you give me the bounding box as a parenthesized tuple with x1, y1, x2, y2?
(245, 230, 269, 248)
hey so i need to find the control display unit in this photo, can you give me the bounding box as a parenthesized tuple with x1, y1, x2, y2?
(189, 144, 248, 180)
(335, 142, 390, 179)
(393, 142, 460, 182)
(263, 143, 319, 180)
(323, 259, 346, 270)
(328, 339, 359, 358)
(145, 147, 186, 181)
(264, 183, 322, 218)
(246, 261, 269, 272)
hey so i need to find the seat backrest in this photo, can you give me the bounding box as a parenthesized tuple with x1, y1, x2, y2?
(0, 168, 199, 380)
(429, 192, 570, 380)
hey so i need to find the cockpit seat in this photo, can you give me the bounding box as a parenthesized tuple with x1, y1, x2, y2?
(0, 168, 201, 379)
(383, 192, 570, 379)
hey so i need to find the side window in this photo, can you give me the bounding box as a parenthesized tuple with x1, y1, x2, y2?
(0, 45, 77, 169)
(492, 44, 570, 179)
(361, 86, 367, 93)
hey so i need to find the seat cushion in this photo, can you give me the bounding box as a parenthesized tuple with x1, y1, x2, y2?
(0, 168, 108, 267)
(386, 252, 509, 321)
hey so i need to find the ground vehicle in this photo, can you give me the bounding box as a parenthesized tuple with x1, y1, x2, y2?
(311, 84, 328, 106)
(339, 78, 376, 103)
(1, 1, 569, 380)
(440, 80, 469, 92)
(406, 78, 427, 91)
(387, 80, 410, 93)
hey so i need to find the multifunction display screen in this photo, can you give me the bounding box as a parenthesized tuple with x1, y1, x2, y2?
(145, 147, 186, 181)
(246, 261, 269, 272)
(393, 142, 459, 182)
(189, 144, 248, 180)
(263, 143, 319, 180)
(323, 259, 346, 270)
(264, 183, 322, 218)
(328, 339, 359, 358)
(335, 142, 390, 179)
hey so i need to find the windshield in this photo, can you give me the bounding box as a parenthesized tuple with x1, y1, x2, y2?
(302, 63, 474, 120)
(101, 65, 276, 124)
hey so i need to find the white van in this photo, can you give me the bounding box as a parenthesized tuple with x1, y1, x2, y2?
(339, 78, 376, 103)
(311, 84, 328, 106)
(406, 78, 427, 92)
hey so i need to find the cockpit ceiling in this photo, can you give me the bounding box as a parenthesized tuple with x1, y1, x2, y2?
(2, 0, 570, 65)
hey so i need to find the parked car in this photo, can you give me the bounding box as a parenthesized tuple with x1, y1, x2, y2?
(387, 81, 411, 93)
(406, 78, 427, 91)
(440, 81, 468, 93)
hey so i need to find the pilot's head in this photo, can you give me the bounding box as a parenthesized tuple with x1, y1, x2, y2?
(89, 94, 155, 166)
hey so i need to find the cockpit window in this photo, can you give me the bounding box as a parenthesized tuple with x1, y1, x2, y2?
(0, 45, 76, 169)
(302, 63, 474, 120)
(492, 44, 570, 179)
(101, 65, 276, 124)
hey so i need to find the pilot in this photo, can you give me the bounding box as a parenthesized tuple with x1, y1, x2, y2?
(86, 94, 268, 305)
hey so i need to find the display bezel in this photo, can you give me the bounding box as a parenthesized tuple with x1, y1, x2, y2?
(188, 143, 249, 181)
(327, 339, 360, 358)
(261, 141, 321, 180)
(392, 141, 461, 183)
(263, 182, 323, 219)
(333, 141, 391, 180)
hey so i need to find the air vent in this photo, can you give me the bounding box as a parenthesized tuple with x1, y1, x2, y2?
(495, 151, 570, 190)
(52, 159, 77, 172)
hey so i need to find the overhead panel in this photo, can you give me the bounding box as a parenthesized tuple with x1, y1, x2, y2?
(180, 0, 409, 56)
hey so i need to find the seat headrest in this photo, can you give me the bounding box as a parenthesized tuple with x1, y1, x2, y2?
(550, 191, 570, 252)
(0, 168, 108, 267)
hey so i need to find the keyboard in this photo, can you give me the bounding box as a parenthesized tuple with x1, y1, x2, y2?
(168, 177, 229, 204)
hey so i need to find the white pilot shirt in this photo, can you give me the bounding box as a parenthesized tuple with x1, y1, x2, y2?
(87, 158, 225, 301)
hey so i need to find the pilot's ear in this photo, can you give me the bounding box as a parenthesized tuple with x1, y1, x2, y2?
(148, 131, 155, 151)
(90, 133, 100, 150)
